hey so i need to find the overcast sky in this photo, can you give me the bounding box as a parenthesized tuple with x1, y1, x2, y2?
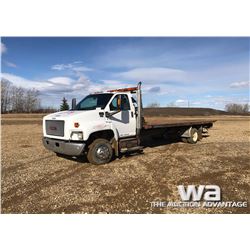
(1, 37, 249, 110)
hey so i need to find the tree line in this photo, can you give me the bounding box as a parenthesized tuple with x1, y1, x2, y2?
(1, 78, 68, 113)
(1, 78, 41, 113)
(225, 103, 249, 114)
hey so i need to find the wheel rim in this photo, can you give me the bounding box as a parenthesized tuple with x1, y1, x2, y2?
(95, 144, 110, 160)
(193, 131, 198, 142)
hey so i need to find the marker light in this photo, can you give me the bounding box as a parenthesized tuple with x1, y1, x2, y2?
(74, 122, 80, 128)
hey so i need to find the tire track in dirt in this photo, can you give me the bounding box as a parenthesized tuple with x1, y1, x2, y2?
(1, 162, 91, 211)
(180, 163, 250, 213)
(1, 155, 54, 174)
(116, 142, 181, 164)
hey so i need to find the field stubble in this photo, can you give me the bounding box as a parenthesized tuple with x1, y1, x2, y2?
(1, 114, 250, 213)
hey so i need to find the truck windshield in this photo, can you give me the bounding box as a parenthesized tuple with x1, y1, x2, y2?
(74, 93, 113, 110)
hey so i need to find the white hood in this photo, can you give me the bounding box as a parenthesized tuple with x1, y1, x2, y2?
(43, 109, 104, 123)
(44, 110, 84, 120)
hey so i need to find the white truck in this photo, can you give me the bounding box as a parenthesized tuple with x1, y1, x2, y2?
(43, 82, 215, 164)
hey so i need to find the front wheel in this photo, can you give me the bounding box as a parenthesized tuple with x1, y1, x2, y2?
(87, 138, 113, 165)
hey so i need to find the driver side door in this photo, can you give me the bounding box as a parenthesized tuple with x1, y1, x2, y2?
(106, 94, 136, 137)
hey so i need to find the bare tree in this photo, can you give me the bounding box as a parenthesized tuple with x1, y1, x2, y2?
(11, 86, 25, 112)
(225, 103, 249, 114)
(147, 102, 161, 108)
(1, 78, 41, 113)
(242, 103, 249, 113)
(24, 88, 40, 112)
(1, 78, 12, 113)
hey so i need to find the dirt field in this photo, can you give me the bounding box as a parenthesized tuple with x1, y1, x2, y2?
(1, 114, 250, 213)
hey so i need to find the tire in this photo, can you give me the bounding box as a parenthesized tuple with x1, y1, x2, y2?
(181, 137, 188, 143)
(56, 152, 64, 157)
(197, 127, 203, 141)
(87, 138, 113, 165)
(187, 128, 199, 144)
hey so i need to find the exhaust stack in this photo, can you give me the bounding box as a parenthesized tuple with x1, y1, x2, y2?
(136, 82, 143, 135)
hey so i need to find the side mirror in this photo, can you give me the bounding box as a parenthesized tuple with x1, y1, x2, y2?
(72, 98, 76, 110)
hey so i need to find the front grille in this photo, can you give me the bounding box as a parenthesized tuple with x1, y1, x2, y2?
(45, 120, 64, 137)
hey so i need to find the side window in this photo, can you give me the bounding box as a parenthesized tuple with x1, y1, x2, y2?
(109, 94, 131, 111)
(121, 94, 130, 111)
(110, 95, 119, 111)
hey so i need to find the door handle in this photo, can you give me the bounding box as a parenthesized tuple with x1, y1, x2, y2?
(131, 111, 134, 118)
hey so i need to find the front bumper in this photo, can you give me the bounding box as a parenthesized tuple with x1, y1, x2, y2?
(42, 137, 86, 156)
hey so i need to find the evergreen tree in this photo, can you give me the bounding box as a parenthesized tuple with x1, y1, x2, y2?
(60, 97, 69, 111)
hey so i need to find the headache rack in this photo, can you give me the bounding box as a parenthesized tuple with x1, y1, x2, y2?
(107, 86, 138, 93)
(108, 82, 143, 135)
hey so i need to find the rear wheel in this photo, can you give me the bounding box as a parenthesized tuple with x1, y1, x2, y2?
(87, 138, 113, 165)
(187, 128, 199, 144)
(197, 127, 203, 141)
(181, 137, 188, 143)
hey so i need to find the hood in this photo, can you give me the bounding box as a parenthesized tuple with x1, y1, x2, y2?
(44, 110, 82, 119)
(43, 109, 101, 121)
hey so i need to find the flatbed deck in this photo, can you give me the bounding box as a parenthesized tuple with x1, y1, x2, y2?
(143, 119, 216, 129)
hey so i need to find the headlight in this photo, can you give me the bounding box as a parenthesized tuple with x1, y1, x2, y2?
(70, 131, 83, 140)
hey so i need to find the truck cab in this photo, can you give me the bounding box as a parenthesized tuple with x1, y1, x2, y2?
(43, 84, 143, 164)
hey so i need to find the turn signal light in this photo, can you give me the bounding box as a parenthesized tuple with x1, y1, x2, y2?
(74, 122, 80, 128)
